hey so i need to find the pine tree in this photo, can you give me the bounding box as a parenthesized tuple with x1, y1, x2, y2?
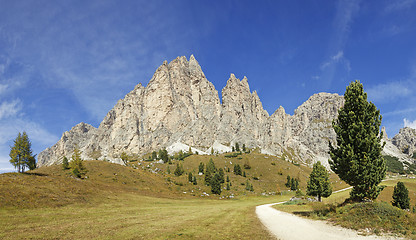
(205, 169, 212, 186)
(285, 175, 291, 188)
(245, 181, 250, 191)
(151, 151, 157, 160)
(9, 132, 36, 173)
(206, 158, 217, 173)
(235, 143, 240, 152)
(210, 172, 222, 195)
(226, 175, 230, 182)
(290, 178, 297, 190)
(159, 149, 168, 163)
(211, 147, 214, 155)
(307, 161, 332, 202)
(243, 171, 246, 177)
(188, 172, 193, 183)
(167, 166, 171, 174)
(27, 155, 36, 171)
(234, 164, 242, 176)
(226, 182, 230, 190)
(198, 162, 205, 174)
(204, 159, 217, 185)
(193, 176, 197, 185)
(62, 156, 69, 170)
(242, 144, 246, 152)
(329, 80, 386, 201)
(174, 163, 184, 176)
(70, 147, 86, 178)
(219, 168, 225, 183)
(392, 182, 410, 210)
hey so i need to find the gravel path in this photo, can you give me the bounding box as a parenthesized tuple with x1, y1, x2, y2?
(256, 202, 401, 240)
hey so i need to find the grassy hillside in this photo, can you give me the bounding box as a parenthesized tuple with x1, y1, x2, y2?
(0, 154, 304, 239)
(128, 150, 349, 197)
(0, 151, 353, 239)
(0, 160, 178, 208)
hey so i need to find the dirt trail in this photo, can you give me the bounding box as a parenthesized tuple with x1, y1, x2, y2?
(256, 202, 400, 240)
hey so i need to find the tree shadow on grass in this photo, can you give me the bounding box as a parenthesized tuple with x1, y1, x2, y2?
(23, 172, 48, 176)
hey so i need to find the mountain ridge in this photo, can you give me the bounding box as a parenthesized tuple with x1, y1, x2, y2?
(37, 55, 416, 167)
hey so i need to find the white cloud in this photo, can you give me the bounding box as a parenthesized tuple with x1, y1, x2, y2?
(0, 118, 58, 146)
(367, 81, 414, 103)
(332, 51, 344, 61)
(404, 118, 416, 129)
(320, 50, 351, 73)
(0, 99, 22, 120)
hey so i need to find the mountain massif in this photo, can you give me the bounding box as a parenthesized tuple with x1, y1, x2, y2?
(38, 55, 416, 167)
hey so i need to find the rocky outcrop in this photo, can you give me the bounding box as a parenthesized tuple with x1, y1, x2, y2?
(38, 55, 346, 167)
(392, 127, 416, 156)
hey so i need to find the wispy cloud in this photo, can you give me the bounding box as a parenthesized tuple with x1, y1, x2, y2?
(0, 99, 22, 120)
(404, 118, 416, 129)
(320, 51, 350, 71)
(317, 0, 360, 87)
(367, 81, 413, 103)
(1, 1, 196, 121)
(385, 0, 416, 12)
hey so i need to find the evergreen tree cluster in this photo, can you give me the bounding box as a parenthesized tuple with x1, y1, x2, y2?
(173, 150, 192, 161)
(187, 172, 197, 185)
(203, 159, 224, 195)
(158, 149, 169, 163)
(9, 132, 37, 173)
(285, 175, 299, 191)
(245, 180, 254, 191)
(329, 80, 386, 201)
(234, 164, 242, 176)
(174, 163, 185, 176)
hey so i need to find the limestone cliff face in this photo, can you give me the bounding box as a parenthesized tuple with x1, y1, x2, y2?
(38, 55, 345, 167)
(392, 127, 416, 156)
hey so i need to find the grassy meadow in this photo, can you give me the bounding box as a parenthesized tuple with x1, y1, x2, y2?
(1, 152, 303, 239)
(1, 150, 413, 239)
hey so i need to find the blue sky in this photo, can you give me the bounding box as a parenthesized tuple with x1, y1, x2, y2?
(1, 0, 416, 172)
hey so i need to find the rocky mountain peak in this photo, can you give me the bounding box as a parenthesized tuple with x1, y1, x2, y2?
(41, 55, 402, 169)
(392, 127, 416, 156)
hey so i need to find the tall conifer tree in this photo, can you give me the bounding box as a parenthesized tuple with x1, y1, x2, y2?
(329, 80, 386, 201)
(307, 161, 332, 202)
(9, 132, 36, 172)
